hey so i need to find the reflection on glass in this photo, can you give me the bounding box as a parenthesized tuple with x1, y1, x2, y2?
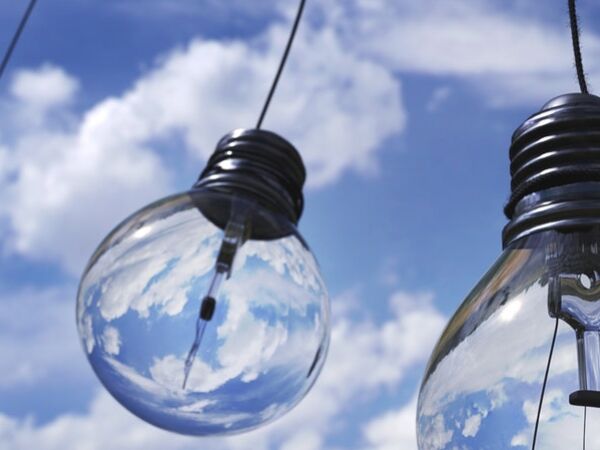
(76, 191, 330, 436)
(182, 205, 248, 390)
(417, 230, 600, 449)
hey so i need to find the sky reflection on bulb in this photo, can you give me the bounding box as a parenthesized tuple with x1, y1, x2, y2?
(76, 192, 329, 436)
(417, 245, 592, 449)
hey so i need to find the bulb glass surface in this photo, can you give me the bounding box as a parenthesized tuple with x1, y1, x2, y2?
(77, 190, 329, 436)
(417, 229, 600, 449)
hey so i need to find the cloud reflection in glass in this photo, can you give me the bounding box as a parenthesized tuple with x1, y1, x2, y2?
(76, 191, 329, 436)
(416, 231, 598, 449)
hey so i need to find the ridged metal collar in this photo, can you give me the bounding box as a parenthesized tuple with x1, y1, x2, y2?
(193, 128, 306, 225)
(503, 182, 600, 248)
(503, 93, 600, 248)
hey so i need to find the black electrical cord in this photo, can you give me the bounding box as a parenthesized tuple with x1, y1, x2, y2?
(256, 0, 306, 129)
(531, 317, 559, 450)
(583, 406, 587, 450)
(0, 0, 38, 81)
(568, 0, 589, 94)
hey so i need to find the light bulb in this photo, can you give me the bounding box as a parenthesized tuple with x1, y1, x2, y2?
(77, 129, 330, 436)
(417, 94, 600, 449)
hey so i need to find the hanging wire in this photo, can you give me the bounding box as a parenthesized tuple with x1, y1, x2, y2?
(568, 0, 589, 94)
(0, 0, 38, 81)
(256, 0, 306, 129)
(531, 317, 559, 450)
(583, 406, 587, 450)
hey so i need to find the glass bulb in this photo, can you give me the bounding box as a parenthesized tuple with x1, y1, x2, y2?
(416, 228, 600, 449)
(417, 94, 600, 449)
(76, 189, 330, 436)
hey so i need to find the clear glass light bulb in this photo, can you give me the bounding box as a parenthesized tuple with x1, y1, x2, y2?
(76, 189, 330, 436)
(417, 94, 600, 449)
(416, 228, 600, 449)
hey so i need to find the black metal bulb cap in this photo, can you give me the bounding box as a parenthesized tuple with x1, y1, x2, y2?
(503, 93, 600, 248)
(192, 128, 306, 239)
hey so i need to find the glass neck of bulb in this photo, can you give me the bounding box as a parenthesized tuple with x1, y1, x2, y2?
(548, 268, 600, 403)
(577, 330, 600, 391)
(543, 230, 600, 405)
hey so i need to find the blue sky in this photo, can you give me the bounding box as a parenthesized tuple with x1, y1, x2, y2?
(0, 0, 599, 448)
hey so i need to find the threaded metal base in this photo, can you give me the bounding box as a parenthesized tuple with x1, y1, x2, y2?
(192, 128, 306, 239)
(505, 93, 600, 218)
(503, 94, 600, 247)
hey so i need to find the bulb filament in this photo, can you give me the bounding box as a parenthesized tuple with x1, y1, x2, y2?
(182, 207, 249, 389)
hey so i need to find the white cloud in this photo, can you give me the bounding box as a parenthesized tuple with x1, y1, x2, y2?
(0, 19, 404, 273)
(10, 64, 79, 111)
(81, 208, 221, 322)
(5, 0, 590, 276)
(416, 278, 587, 447)
(0, 392, 200, 450)
(363, 396, 419, 450)
(211, 288, 444, 444)
(0, 286, 88, 388)
(415, 413, 453, 450)
(462, 411, 484, 438)
(521, 389, 563, 425)
(511, 431, 528, 447)
(509, 388, 598, 449)
(0, 289, 446, 449)
(101, 326, 121, 355)
(76, 211, 329, 410)
(0, 66, 171, 274)
(146, 313, 289, 395)
(109, 0, 600, 109)
(323, 0, 600, 106)
(81, 314, 95, 355)
(70, 196, 332, 437)
(279, 431, 322, 450)
(79, 207, 326, 332)
(418, 283, 575, 417)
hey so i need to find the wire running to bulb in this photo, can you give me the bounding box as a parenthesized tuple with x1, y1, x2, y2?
(568, 0, 590, 94)
(256, 0, 307, 129)
(0, 0, 38, 81)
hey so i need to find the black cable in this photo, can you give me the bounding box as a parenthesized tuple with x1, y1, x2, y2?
(568, 0, 589, 94)
(583, 406, 587, 450)
(531, 317, 559, 450)
(256, 0, 306, 129)
(0, 0, 38, 81)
